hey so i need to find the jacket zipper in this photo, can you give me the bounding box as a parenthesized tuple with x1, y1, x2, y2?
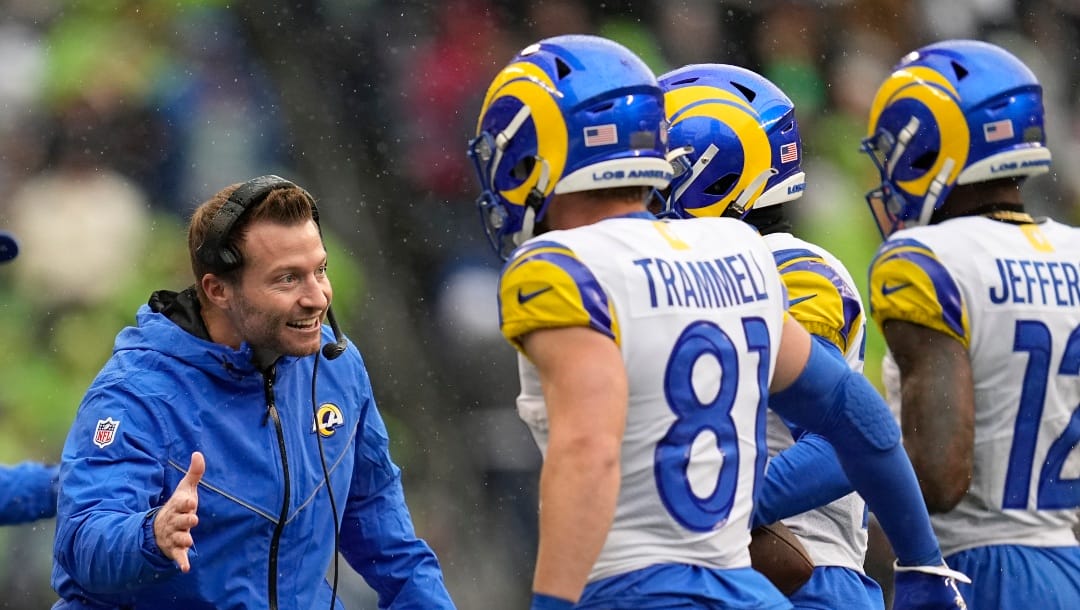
(263, 366, 290, 610)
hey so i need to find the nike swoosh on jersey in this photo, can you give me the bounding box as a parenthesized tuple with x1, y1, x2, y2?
(517, 286, 553, 304)
(788, 293, 817, 307)
(881, 281, 912, 296)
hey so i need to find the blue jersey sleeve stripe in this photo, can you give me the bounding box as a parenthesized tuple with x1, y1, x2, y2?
(779, 257, 862, 347)
(877, 237, 926, 256)
(772, 248, 819, 267)
(516, 249, 614, 339)
(879, 247, 965, 338)
(500, 240, 565, 334)
(514, 239, 569, 256)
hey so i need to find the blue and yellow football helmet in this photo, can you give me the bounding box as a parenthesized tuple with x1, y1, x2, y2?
(657, 64, 805, 219)
(468, 35, 672, 259)
(861, 39, 1051, 238)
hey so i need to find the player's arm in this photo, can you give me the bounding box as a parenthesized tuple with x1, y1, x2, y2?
(769, 316, 936, 563)
(883, 320, 974, 512)
(498, 241, 626, 606)
(868, 238, 975, 513)
(769, 316, 969, 607)
(753, 427, 850, 527)
(522, 325, 626, 603)
(0, 461, 59, 525)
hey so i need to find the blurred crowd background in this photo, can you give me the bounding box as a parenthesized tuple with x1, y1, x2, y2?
(1, 0, 1079, 607)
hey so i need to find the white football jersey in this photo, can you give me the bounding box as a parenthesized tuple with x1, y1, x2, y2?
(871, 216, 1080, 557)
(762, 232, 870, 572)
(501, 214, 788, 583)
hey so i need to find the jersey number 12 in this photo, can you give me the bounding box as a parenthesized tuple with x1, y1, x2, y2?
(1003, 320, 1080, 510)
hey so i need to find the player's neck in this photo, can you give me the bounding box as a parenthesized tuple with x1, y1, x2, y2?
(933, 179, 1031, 224)
(545, 192, 647, 230)
(744, 204, 792, 236)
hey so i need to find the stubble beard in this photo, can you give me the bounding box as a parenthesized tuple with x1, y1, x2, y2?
(234, 293, 321, 358)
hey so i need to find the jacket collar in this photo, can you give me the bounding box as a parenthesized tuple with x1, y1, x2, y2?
(148, 286, 211, 341)
(140, 287, 296, 378)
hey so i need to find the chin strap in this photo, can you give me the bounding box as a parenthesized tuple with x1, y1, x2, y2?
(887, 116, 920, 177)
(725, 168, 779, 218)
(513, 158, 552, 248)
(916, 157, 955, 227)
(516, 205, 537, 248)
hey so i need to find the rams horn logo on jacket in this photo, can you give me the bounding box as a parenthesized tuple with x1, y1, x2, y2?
(312, 403, 344, 437)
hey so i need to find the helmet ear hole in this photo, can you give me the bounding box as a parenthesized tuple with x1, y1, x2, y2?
(512, 157, 536, 181)
(704, 173, 739, 196)
(911, 150, 938, 171)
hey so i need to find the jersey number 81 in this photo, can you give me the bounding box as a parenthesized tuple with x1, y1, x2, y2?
(655, 318, 771, 531)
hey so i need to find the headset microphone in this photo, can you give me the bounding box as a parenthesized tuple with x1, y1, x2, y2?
(322, 305, 348, 360)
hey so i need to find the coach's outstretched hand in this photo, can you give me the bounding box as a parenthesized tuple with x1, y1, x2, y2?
(893, 562, 970, 610)
(153, 451, 205, 572)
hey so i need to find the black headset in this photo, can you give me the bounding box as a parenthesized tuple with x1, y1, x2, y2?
(195, 175, 347, 360)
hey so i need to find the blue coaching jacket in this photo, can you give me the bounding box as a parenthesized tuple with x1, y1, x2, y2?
(52, 289, 454, 609)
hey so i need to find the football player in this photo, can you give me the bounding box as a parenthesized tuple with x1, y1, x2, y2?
(862, 39, 1080, 609)
(658, 63, 883, 609)
(469, 34, 967, 609)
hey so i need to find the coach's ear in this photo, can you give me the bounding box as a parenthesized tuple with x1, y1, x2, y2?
(749, 521, 814, 596)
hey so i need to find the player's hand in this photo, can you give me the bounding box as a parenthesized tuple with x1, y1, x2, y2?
(892, 562, 970, 610)
(153, 451, 205, 572)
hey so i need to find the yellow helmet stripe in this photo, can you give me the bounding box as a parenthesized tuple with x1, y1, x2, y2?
(476, 61, 568, 206)
(866, 66, 959, 137)
(665, 86, 771, 213)
(664, 85, 754, 121)
(477, 61, 556, 133)
(867, 66, 968, 196)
